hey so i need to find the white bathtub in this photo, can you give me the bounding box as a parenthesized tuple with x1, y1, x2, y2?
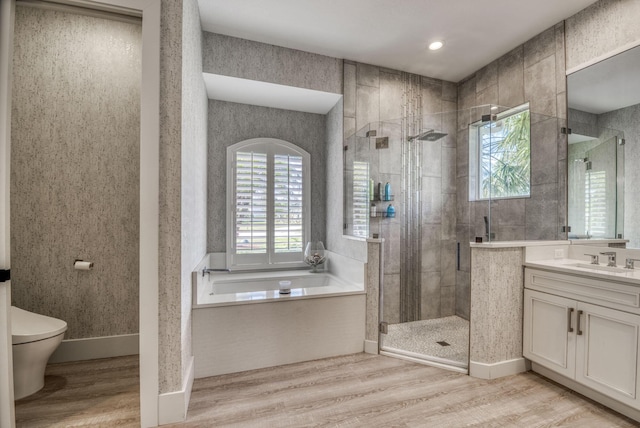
(192, 252, 366, 378)
(195, 270, 364, 307)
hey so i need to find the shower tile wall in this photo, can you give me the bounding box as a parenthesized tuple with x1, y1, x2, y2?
(11, 7, 141, 339)
(344, 61, 457, 324)
(456, 23, 568, 319)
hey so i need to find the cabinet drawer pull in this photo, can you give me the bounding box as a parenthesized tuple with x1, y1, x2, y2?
(568, 307, 574, 333)
(577, 310, 584, 335)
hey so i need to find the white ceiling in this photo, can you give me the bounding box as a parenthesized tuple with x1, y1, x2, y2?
(567, 45, 640, 114)
(197, 0, 599, 83)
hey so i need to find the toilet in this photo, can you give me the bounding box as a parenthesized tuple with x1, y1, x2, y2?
(11, 306, 67, 400)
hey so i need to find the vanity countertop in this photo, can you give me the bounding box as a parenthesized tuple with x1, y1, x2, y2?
(525, 258, 640, 286)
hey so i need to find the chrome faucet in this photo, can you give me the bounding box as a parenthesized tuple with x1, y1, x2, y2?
(625, 258, 640, 269)
(202, 267, 231, 277)
(584, 254, 599, 265)
(599, 251, 617, 267)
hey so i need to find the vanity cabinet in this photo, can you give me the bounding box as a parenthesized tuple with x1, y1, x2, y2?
(524, 268, 640, 410)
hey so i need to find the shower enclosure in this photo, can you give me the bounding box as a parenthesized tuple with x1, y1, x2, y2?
(567, 123, 624, 240)
(344, 104, 561, 372)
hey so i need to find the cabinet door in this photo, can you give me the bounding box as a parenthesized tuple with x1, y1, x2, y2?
(575, 301, 640, 408)
(523, 289, 576, 378)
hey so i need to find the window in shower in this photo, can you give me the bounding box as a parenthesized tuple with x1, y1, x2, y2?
(469, 103, 531, 201)
(352, 161, 370, 238)
(227, 138, 310, 270)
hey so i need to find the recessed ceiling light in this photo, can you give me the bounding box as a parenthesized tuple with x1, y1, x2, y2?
(429, 41, 443, 51)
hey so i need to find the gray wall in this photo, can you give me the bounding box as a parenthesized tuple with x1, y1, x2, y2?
(207, 101, 326, 252)
(202, 32, 342, 94)
(343, 61, 459, 323)
(456, 23, 568, 318)
(11, 7, 141, 339)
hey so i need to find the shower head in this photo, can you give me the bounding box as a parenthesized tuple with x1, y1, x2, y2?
(409, 129, 448, 142)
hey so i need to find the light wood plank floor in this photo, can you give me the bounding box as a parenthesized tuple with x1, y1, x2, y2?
(15, 353, 639, 427)
(14, 355, 139, 427)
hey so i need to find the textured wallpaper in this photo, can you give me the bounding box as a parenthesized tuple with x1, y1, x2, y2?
(10, 6, 141, 339)
(180, 0, 207, 390)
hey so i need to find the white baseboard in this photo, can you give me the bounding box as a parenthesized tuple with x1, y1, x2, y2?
(469, 357, 529, 379)
(364, 340, 378, 354)
(49, 333, 139, 363)
(158, 356, 195, 425)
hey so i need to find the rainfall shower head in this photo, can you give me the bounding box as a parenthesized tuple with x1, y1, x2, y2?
(408, 129, 448, 142)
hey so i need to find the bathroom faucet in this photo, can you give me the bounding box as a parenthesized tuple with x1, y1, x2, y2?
(624, 258, 640, 269)
(599, 251, 617, 267)
(202, 267, 231, 276)
(584, 254, 599, 265)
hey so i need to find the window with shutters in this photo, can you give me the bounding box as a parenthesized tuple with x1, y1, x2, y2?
(227, 138, 310, 270)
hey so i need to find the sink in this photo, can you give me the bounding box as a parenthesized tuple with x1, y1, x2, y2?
(573, 263, 630, 273)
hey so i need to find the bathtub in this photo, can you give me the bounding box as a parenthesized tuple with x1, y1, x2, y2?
(192, 252, 366, 378)
(195, 270, 364, 307)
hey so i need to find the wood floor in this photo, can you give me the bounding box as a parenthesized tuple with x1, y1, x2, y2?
(15, 353, 638, 427)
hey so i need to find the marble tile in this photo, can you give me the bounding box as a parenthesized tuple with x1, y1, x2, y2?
(441, 194, 457, 241)
(442, 80, 457, 102)
(555, 22, 567, 94)
(476, 84, 498, 107)
(440, 240, 456, 286)
(422, 78, 443, 115)
(442, 147, 456, 194)
(357, 63, 380, 88)
(440, 285, 456, 317)
(523, 26, 556, 69)
(530, 117, 559, 186)
(356, 84, 380, 131)
(379, 71, 403, 121)
(475, 61, 498, 93)
(422, 141, 442, 178)
(525, 183, 560, 240)
(524, 55, 557, 117)
(421, 224, 442, 271)
(382, 273, 400, 324)
(421, 271, 442, 320)
(366, 241, 381, 341)
(382, 221, 401, 275)
(455, 270, 471, 320)
(421, 177, 442, 224)
(343, 63, 357, 118)
(498, 46, 525, 108)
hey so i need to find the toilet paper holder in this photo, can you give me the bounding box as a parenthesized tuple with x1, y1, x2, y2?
(74, 260, 93, 270)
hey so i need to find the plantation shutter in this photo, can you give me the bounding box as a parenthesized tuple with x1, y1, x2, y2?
(235, 151, 268, 254)
(228, 138, 310, 269)
(352, 161, 369, 238)
(274, 154, 304, 252)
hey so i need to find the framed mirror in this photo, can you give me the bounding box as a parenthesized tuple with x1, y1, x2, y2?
(567, 44, 640, 248)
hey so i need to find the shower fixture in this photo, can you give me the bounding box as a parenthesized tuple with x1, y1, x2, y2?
(408, 129, 448, 142)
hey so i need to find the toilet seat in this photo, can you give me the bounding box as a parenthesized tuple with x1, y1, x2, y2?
(11, 306, 67, 345)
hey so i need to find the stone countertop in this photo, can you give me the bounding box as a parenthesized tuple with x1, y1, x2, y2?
(524, 258, 640, 286)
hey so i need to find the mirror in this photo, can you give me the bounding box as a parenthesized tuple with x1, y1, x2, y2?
(567, 44, 640, 248)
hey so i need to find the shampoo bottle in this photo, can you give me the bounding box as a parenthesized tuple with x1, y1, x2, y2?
(386, 203, 396, 218)
(384, 182, 391, 201)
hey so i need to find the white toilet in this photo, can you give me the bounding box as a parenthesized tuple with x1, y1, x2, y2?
(11, 306, 67, 400)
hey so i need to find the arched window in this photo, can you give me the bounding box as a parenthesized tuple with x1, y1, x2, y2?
(227, 138, 310, 269)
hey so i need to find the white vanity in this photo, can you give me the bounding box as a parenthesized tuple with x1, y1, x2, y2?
(524, 245, 640, 421)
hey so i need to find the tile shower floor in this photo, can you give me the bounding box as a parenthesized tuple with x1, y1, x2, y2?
(380, 315, 469, 368)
